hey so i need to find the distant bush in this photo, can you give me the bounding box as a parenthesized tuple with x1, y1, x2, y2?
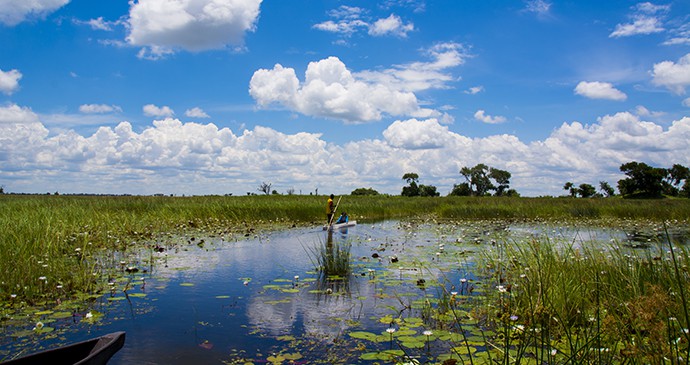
(351, 187, 379, 196)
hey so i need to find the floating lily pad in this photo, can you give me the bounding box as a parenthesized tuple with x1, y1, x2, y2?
(179, 283, 195, 287)
(50, 311, 73, 319)
(349, 331, 382, 342)
(359, 349, 404, 361)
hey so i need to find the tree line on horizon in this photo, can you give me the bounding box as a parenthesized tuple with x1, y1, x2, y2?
(350, 161, 690, 199)
(1, 161, 687, 199)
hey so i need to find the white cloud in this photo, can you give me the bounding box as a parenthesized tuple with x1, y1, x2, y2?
(312, 7, 368, 36)
(664, 23, 690, 46)
(0, 104, 40, 124)
(610, 2, 668, 38)
(185, 107, 210, 118)
(250, 57, 422, 123)
(368, 14, 414, 37)
(126, 0, 262, 58)
(356, 42, 468, 93)
(652, 53, 690, 94)
(85, 17, 114, 31)
(683, 98, 690, 107)
(0, 0, 69, 26)
(474, 110, 507, 124)
(313, 6, 414, 39)
(523, 0, 551, 18)
(143, 104, 174, 118)
(610, 16, 664, 37)
(79, 104, 122, 114)
(0, 69, 22, 95)
(574, 81, 627, 101)
(383, 118, 454, 149)
(465, 86, 483, 95)
(0, 110, 689, 197)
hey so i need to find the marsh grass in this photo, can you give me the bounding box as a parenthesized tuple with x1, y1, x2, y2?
(472, 227, 690, 364)
(0, 194, 688, 316)
(304, 235, 352, 279)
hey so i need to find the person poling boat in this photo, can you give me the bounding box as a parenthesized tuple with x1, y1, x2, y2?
(326, 194, 337, 224)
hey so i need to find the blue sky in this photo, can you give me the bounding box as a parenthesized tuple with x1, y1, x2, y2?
(1, 0, 689, 196)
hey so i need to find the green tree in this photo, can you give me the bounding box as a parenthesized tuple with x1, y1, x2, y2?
(563, 182, 578, 197)
(419, 184, 440, 197)
(460, 164, 494, 196)
(578, 183, 596, 198)
(664, 164, 690, 196)
(401, 173, 420, 197)
(351, 187, 379, 196)
(449, 182, 471, 196)
(489, 168, 512, 196)
(617, 162, 666, 198)
(599, 181, 615, 197)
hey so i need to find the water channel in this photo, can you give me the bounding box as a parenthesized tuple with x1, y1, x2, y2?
(1, 219, 686, 364)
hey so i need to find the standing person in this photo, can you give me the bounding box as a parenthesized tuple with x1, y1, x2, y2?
(326, 194, 335, 224)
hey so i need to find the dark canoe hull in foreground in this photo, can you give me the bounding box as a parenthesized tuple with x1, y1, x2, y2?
(323, 220, 357, 231)
(3, 331, 125, 365)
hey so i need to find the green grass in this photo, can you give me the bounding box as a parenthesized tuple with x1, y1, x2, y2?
(471, 228, 690, 364)
(0, 194, 688, 305)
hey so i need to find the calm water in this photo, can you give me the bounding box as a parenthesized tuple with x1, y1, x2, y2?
(1, 219, 687, 364)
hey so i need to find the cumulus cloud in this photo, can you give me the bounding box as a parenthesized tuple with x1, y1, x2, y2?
(250, 57, 423, 123)
(79, 104, 122, 114)
(652, 53, 690, 94)
(126, 0, 262, 59)
(0, 104, 41, 124)
(185, 107, 210, 118)
(0, 107, 689, 196)
(0, 69, 22, 95)
(474, 110, 507, 124)
(383, 118, 456, 149)
(574, 81, 627, 101)
(0, 0, 69, 26)
(143, 104, 174, 117)
(250, 45, 468, 124)
(683, 98, 690, 107)
(313, 6, 413, 38)
(368, 14, 414, 37)
(610, 2, 668, 38)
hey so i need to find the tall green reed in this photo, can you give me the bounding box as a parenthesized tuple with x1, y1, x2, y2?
(477, 229, 690, 364)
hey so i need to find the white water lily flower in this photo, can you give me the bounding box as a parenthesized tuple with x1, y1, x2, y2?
(85, 312, 93, 319)
(386, 328, 396, 334)
(423, 330, 433, 336)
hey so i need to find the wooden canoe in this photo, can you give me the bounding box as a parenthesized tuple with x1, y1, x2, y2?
(323, 220, 357, 231)
(3, 331, 125, 365)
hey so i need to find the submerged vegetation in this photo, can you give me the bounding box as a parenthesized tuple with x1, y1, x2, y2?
(1, 194, 689, 363)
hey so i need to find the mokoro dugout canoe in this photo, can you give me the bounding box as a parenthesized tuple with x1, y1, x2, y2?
(2, 331, 125, 365)
(323, 220, 357, 231)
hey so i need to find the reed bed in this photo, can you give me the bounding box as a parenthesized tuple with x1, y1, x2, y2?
(472, 228, 690, 364)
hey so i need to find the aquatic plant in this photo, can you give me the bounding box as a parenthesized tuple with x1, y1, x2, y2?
(304, 235, 352, 280)
(475, 225, 690, 364)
